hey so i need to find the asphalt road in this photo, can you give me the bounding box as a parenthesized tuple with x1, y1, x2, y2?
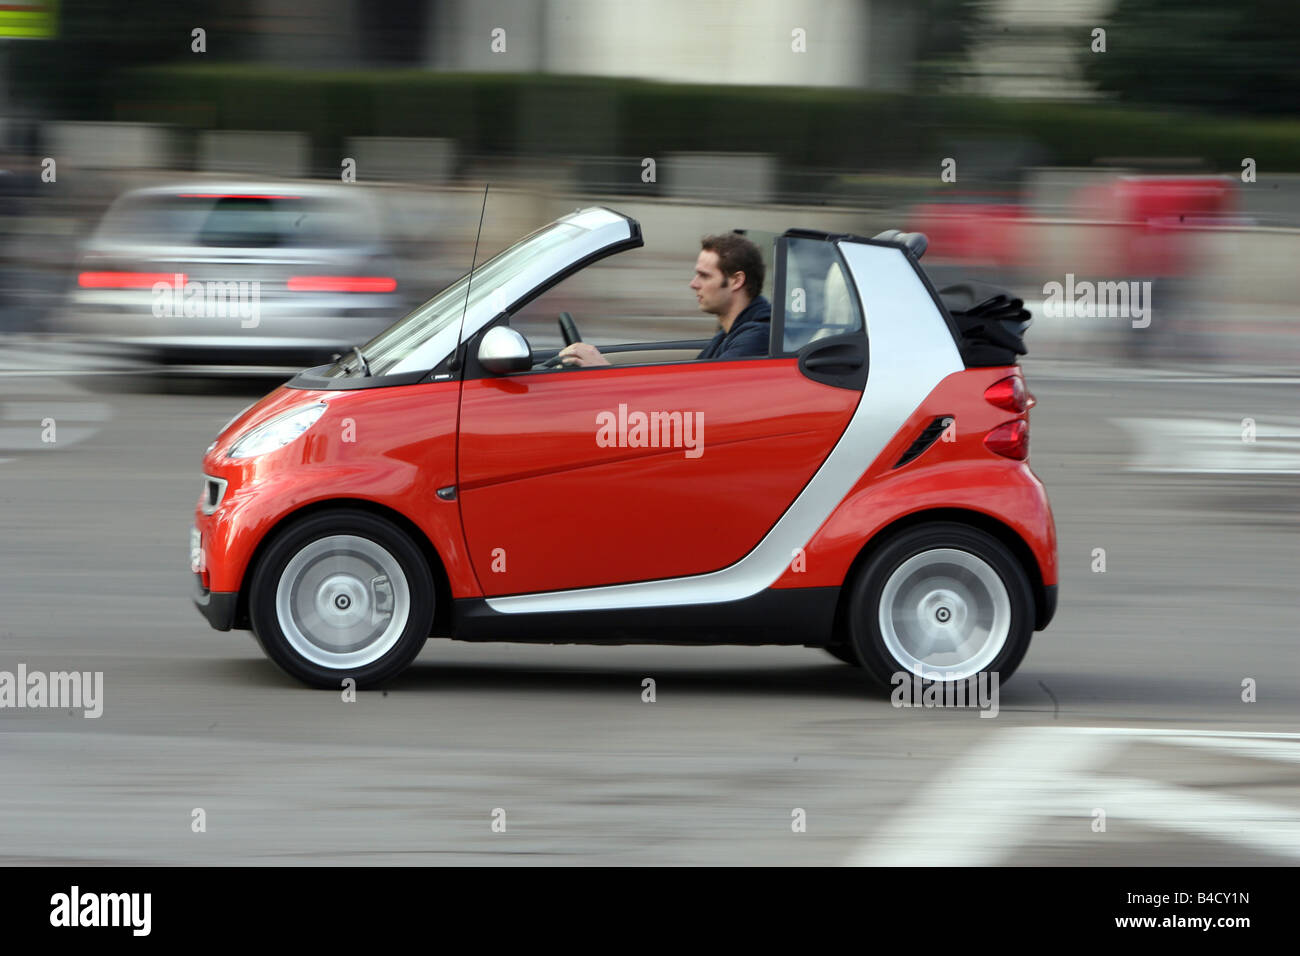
(0, 355, 1297, 865)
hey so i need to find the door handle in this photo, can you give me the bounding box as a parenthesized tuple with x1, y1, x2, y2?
(797, 337, 867, 390)
(804, 353, 862, 369)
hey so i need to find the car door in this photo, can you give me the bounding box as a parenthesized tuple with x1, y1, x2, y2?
(457, 234, 867, 597)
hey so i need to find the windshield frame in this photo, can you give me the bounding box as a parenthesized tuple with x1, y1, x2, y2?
(303, 207, 641, 384)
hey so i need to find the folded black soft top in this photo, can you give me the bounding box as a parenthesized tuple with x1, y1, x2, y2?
(938, 281, 1032, 367)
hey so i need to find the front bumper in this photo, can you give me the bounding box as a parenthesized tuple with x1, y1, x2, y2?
(193, 574, 240, 631)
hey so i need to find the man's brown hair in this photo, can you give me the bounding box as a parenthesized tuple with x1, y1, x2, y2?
(700, 233, 764, 300)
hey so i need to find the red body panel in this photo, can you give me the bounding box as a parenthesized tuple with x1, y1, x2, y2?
(772, 366, 1057, 590)
(195, 361, 1055, 619)
(456, 360, 859, 594)
(196, 381, 483, 599)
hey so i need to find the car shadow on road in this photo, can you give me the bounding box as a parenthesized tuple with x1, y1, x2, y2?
(193, 655, 890, 702)
(197, 655, 1162, 717)
(385, 661, 1076, 717)
(389, 658, 890, 701)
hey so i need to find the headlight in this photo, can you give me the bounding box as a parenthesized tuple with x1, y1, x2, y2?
(227, 403, 327, 459)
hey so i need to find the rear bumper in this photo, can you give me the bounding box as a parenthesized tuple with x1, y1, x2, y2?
(193, 575, 240, 631)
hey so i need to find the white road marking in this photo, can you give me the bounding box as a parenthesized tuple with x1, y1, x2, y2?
(847, 728, 1111, 866)
(849, 727, 1300, 866)
(0, 343, 133, 376)
(1072, 775, 1300, 859)
(0, 400, 112, 452)
(1160, 734, 1300, 764)
(1026, 359, 1300, 385)
(1151, 377, 1300, 385)
(2, 402, 111, 421)
(1114, 416, 1300, 474)
(1052, 373, 1300, 385)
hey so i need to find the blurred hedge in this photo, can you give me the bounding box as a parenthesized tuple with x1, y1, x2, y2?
(117, 66, 1300, 175)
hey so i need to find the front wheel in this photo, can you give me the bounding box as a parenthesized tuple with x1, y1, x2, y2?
(847, 523, 1034, 689)
(248, 509, 434, 688)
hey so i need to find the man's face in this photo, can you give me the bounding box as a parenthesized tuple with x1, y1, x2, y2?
(690, 249, 738, 317)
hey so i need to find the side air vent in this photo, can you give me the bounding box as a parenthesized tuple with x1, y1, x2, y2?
(201, 475, 228, 515)
(894, 416, 953, 468)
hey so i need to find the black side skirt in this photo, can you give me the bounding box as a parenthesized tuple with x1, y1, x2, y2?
(451, 587, 841, 646)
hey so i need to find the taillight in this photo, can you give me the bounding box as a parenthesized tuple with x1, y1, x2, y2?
(984, 375, 1028, 413)
(984, 420, 1028, 460)
(78, 271, 186, 289)
(286, 276, 397, 293)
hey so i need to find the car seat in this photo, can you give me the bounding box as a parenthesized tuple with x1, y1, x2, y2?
(781, 251, 814, 351)
(809, 261, 857, 342)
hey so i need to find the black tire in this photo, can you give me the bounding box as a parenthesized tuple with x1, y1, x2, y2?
(847, 522, 1034, 689)
(823, 643, 861, 666)
(248, 508, 434, 688)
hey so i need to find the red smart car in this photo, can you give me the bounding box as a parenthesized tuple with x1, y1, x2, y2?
(191, 207, 1056, 689)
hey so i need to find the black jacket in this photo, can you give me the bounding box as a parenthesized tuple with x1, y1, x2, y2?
(696, 295, 771, 360)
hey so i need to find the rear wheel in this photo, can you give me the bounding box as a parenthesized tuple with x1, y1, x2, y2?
(248, 509, 434, 688)
(847, 523, 1033, 689)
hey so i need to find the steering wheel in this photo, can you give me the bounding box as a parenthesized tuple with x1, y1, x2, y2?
(536, 312, 585, 368)
(558, 311, 582, 346)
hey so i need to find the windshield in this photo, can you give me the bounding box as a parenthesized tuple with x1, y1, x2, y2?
(327, 220, 585, 378)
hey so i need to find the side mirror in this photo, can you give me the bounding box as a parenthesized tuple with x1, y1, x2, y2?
(477, 325, 532, 374)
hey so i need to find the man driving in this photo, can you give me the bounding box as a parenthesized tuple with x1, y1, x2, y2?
(557, 233, 771, 367)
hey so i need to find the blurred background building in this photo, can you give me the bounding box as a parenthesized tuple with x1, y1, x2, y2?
(231, 0, 925, 88)
(1, 0, 1297, 368)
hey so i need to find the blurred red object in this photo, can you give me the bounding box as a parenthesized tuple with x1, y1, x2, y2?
(1079, 175, 1237, 276)
(907, 203, 1027, 268)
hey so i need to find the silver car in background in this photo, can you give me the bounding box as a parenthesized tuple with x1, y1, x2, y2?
(52, 182, 409, 369)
